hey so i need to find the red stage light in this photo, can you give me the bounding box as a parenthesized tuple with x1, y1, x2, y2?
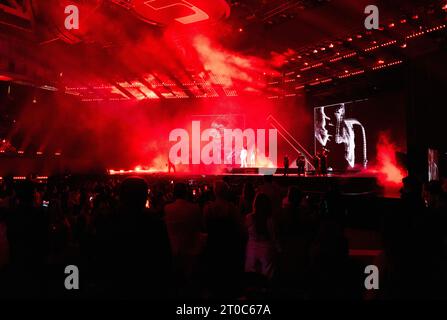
(0, 75, 12, 81)
(374, 133, 406, 186)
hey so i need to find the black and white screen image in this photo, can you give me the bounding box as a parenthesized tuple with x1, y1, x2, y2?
(314, 97, 406, 172)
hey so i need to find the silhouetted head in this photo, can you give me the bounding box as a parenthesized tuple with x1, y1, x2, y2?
(263, 175, 273, 184)
(253, 193, 272, 215)
(214, 180, 229, 200)
(16, 179, 35, 206)
(173, 182, 188, 200)
(252, 193, 273, 239)
(243, 182, 255, 200)
(119, 177, 148, 211)
(288, 186, 303, 207)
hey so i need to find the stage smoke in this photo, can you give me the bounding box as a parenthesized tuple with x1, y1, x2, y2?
(366, 132, 407, 194)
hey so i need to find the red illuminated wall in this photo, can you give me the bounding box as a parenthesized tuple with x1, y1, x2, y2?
(3, 93, 312, 174)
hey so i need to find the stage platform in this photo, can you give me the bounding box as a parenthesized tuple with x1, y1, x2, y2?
(108, 168, 386, 198)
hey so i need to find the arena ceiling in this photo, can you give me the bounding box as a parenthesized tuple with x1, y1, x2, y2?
(0, 0, 446, 101)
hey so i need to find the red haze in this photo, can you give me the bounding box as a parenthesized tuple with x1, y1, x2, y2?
(366, 132, 406, 194)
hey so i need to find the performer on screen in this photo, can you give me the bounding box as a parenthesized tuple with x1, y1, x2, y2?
(334, 104, 368, 169)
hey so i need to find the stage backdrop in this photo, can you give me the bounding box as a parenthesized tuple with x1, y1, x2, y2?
(1, 94, 313, 175)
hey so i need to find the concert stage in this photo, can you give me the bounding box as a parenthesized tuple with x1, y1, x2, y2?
(108, 168, 384, 198)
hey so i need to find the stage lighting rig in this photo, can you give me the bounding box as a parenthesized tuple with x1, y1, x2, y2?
(31, 0, 231, 44)
(111, 0, 230, 26)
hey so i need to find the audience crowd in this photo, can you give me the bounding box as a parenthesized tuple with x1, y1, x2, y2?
(0, 174, 446, 300)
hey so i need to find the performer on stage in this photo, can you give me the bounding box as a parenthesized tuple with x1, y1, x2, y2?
(240, 147, 248, 168)
(168, 159, 176, 173)
(320, 149, 329, 175)
(297, 152, 306, 176)
(313, 153, 320, 175)
(250, 149, 256, 167)
(284, 154, 290, 176)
